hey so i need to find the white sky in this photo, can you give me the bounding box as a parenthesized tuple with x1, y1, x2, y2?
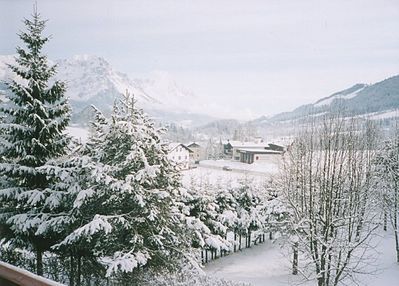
(1, 0, 398, 119)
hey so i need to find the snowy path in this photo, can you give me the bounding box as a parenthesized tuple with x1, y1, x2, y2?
(205, 233, 399, 286)
(205, 239, 300, 286)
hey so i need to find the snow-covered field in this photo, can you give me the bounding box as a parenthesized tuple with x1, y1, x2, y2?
(182, 165, 274, 189)
(66, 126, 89, 142)
(199, 160, 279, 175)
(360, 109, 399, 120)
(205, 232, 399, 286)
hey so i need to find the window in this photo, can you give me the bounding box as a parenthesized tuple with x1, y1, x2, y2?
(256, 156, 259, 160)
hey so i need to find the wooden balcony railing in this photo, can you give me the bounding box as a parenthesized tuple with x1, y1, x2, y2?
(0, 261, 65, 286)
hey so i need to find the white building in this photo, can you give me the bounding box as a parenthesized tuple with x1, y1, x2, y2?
(167, 143, 193, 170)
(235, 148, 282, 164)
(186, 142, 206, 163)
(222, 139, 285, 164)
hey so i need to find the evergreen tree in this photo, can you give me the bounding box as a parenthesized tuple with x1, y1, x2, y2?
(0, 8, 70, 276)
(52, 92, 193, 279)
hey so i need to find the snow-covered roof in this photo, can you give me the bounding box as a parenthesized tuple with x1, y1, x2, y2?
(223, 140, 269, 148)
(236, 148, 282, 154)
(186, 142, 201, 148)
(168, 143, 193, 153)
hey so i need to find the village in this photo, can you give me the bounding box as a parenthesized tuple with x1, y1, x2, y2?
(167, 137, 286, 174)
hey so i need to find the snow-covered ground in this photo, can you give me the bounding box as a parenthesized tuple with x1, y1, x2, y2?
(66, 126, 89, 143)
(359, 109, 399, 120)
(199, 160, 279, 175)
(314, 85, 367, 107)
(182, 166, 273, 189)
(205, 232, 399, 286)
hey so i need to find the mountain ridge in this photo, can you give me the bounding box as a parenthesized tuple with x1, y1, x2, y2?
(1, 54, 398, 132)
(262, 75, 399, 123)
(0, 54, 216, 127)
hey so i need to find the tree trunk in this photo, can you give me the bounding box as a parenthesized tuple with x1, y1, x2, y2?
(70, 253, 75, 286)
(383, 211, 387, 231)
(248, 231, 251, 248)
(395, 182, 399, 262)
(234, 232, 237, 252)
(292, 242, 298, 275)
(36, 249, 43, 276)
(269, 231, 273, 240)
(394, 210, 399, 262)
(77, 255, 81, 286)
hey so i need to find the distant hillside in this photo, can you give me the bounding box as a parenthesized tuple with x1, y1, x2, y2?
(264, 75, 399, 123)
(193, 119, 241, 139)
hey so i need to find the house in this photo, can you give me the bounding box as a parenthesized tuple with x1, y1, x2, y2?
(186, 142, 205, 163)
(267, 143, 285, 152)
(222, 140, 269, 160)
(235, 148, 282, 164)
(222, 139, 285, 164)
(167, 143, 193, 170)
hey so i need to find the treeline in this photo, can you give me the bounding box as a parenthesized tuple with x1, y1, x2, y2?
(184, 175, 287, 262)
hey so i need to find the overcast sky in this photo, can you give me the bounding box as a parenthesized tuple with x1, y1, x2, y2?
(1, 0, 398, 119)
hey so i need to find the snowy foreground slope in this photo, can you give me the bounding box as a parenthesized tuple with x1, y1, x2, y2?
(205, 233, 399, 286)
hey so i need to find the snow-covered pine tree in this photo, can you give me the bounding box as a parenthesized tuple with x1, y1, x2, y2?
(184, 179, 231, 252)
(53, 92, 192, 280)
(0, 8, 70, 276)
(231, 179, 263, 248)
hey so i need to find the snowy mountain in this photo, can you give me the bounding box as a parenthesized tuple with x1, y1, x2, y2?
(54, 55, 158, 112)
(243, 76, 399, 141)
(313, 83, 367, 107)
(265, 75, 399, 123)
(0, 54, 215, 127)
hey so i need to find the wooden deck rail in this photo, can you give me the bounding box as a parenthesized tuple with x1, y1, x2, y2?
(0, 261, 65, 286)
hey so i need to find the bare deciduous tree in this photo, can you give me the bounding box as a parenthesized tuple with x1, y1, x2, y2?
(280, 116, 379, 286)
(375, 121, 399, 262)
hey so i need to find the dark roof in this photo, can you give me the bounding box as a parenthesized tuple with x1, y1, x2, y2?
(187, 142, 201, 148)
(169, 143, 193, 153)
